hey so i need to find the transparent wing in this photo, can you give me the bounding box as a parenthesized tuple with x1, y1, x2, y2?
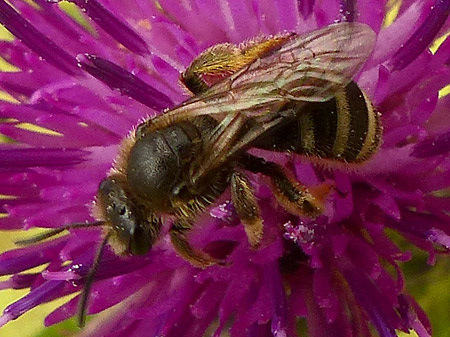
(151, 22, 376, 129)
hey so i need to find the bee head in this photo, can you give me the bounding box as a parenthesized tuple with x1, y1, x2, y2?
(97, 176, 160, 256)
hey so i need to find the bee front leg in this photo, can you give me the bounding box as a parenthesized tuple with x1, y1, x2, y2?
(170, 220, 221, 268)
(230, 171, 263, 248)
(241, 154, 330, 218)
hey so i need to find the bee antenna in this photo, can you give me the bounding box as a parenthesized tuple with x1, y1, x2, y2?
(77, 231, 112, 328)
(15, 221, 106, 246)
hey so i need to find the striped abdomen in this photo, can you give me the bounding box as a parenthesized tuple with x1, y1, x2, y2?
(254, 81, 382, 163)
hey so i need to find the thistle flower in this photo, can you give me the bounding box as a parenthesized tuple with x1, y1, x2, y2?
(0, 0, 449, 336)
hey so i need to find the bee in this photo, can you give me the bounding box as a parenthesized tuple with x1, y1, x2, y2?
(16, 22, 381, 326)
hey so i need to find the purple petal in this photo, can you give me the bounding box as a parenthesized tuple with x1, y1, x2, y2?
(312, 0, 341, 27)
(0, 280, 66, 327)
(427, 228, 450, 248)
(373, 193, 401, 220)
(303, 278, 335, 337)
(368, 0, 432, 68)
(64, 0, 149, 54)
(215, 268, 256, 335)
(388, 0, 450, 71)
(0, 238, 66, 276)
(44, 254, 158, 325)
(412, 130, 450, 158)
(265, 262, 289, 336)
(298, 0, 315, 19)
(77, 54, 173, 111)
(0, 148, 87, 169)
(339, 0, 356, 22)
(343, 267, 400, 337)
(388, 210, 450, 246)
(0, 273, 39, 290)
(0, 0, 80, 75)
(0, 103, 120, 146)
(356, 0, 386, 32)
(312, 268, 339, 324)
(7, 0, 94, 55)
(400, 295, 432, 336)
(272, 0, 301, 31)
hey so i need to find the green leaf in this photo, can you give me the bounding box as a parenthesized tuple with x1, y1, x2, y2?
(32, 318, 79, 337)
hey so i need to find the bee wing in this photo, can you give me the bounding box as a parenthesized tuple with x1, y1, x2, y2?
(151, 22, 375, 132)
(150, 22, 376, 183)
(222, 21, 376, 107)
(189, 110, 286, 184)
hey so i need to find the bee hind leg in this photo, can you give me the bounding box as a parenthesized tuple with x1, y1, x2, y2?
(230, 171, 263, 248)
(240, 154, 329, 218)
(170, 220, 222, 268)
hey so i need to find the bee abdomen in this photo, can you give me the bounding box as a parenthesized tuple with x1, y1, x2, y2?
(254, 82, 381, 163)
(297, 81, 381, 163)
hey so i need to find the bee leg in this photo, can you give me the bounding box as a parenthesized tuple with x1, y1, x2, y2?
(181, 34, 293, 95)
(230, 171, 263, 248)
(241, 154, 328, 218)
(170, 220, 221, 268)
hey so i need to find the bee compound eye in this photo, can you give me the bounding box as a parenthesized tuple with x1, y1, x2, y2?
(135, 121, 150, 139)
(171, 183, 192, 200)
(171, 183, 185, 196)
(98, 178, 111, 193)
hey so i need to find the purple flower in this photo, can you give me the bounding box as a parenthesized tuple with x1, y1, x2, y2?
(0, 0, 449, 336)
